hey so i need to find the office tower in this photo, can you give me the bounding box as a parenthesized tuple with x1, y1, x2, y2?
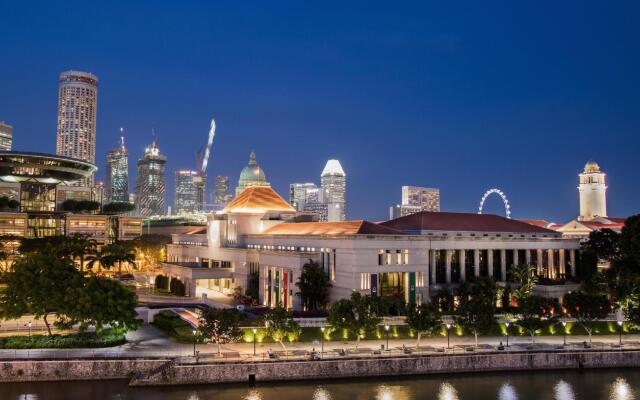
(289, 182, 318, 211)
(236, 151, 270, 196)
(321, 159, 346, 221)
(0, 121, 13, 151)
(105, 128, 129, 203)
(389, 186, 440, 219)
(578, 161, 607, 221)
(174, 170, 199, 215)
(136, 140, 166, 217)
(55, 71, 98, 186)
(214, 175, 232, 205)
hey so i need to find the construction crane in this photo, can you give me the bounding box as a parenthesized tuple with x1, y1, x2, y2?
(194, 118, 216, 212)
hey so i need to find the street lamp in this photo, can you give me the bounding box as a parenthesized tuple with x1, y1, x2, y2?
(504, 322, 510, 347)
(27, 321, 32, 337)
(252, 328, 257, 356)
(561, 321, 567, 346)
(617, 320, 623, 346)
(320, 326, 325, 359)
(384, 325, 390, 351)
(192, 329, 197, 357)
(445, 323, 451, 349)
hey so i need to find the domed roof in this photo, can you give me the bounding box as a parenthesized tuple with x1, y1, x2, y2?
(584, 160, 601, 173)
(239, 151, 267, 184)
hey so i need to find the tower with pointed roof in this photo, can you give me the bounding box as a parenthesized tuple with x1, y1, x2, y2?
(578, 160, 607, 221)
(105, 128, 129, 203)
(321, 159, 346, 221)
(235, 151, 270, 196)
(136, 137, 167, 216)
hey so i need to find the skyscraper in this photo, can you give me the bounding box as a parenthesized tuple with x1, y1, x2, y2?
(389, 186, 440, 219)
(174, 170, 199, 215)
(105, 128, 129, 203)
(0, 121, 13, 151)
(214, 175, 232, 205)
(289, 182, 318, 211)
(56, 71, 98, 186)
(136, 140, 166, 217)
(321, 159, 346, 221)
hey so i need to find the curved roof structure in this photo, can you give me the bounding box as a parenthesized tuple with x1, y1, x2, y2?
(223, 186, 295, 214)
(239, 151, 267, 185)
(0, 151, 97, 184)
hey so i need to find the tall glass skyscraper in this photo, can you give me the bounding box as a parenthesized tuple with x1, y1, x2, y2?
(56, 70, 98, 186)
(214, 175, 232, 205)
(321, 159, 346, 221)
(105, 128, 129, 203)
(0, 121, 13, 151)
(136, 140, 166, 217)
(174, 170, 199, 215)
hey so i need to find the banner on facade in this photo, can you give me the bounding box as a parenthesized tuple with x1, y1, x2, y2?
(275, 270, 280, 307)
(283, 271, 288, 309)
(408, 272, 416, 304)
(267, 269, 272, 306)
(370, 273, 378, 297)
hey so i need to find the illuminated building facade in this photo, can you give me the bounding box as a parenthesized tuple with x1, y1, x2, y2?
(136, 140, 166, 217)
(0, 121, 13, 151)
(174, 170, 199, 215)
(105, 129, 129, 203)
(389, 186, 440, 219)
(55, 71, 98, 186)
(578, 161, 607, 221)
(235, 151, 270, 196)
(321, 159, 346, 221)
(214, 175, 232, 205)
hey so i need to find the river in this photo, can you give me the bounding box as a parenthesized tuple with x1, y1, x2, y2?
(0, 369, 638, 399)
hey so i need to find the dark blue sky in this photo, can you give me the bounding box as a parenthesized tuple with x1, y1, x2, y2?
(1, 1, 639, 222)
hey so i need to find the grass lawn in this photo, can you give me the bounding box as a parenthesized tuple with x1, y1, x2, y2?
(0, 331, 126, 349)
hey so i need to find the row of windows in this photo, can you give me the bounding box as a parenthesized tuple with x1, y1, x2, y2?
(378, 249, 409, 266)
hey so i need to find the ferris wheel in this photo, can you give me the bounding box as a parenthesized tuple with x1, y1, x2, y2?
(478, 188, 511, 219)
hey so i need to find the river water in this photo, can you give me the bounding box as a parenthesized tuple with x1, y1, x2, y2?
(0, 369, 638, 399)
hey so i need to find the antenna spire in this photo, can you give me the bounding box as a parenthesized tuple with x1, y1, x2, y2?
(119, 127, 125, 149)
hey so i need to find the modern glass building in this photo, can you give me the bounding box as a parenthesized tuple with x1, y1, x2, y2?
(174, 170, 199, 215)
(320, 159, 346, 221)
(0, 121, 13, 151)
(105, 129, 129, 203)
(136, 141, 166, 217)
(214, 175, 232, 206)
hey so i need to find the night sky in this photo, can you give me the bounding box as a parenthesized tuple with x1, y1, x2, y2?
(1, 1, 639, 222)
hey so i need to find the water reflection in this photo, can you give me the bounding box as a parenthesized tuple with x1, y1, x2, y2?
(610, 378, 634, 400)
(375, 384, 411, 400)
(244, 389, 263, 400)
(498, 383, 518, 400)
(554, 380, 576, 400)
(313, 387, 332, 400)
(437, 383, 460, 400)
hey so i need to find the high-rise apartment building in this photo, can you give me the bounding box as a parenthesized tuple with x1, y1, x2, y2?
(321, 159, 346, 221)
(289, 182, 318, 211)
(55, 71, 98, 186)
(174, 170, 199, 215)
(214, 175, 232, 205)
(0, 121, 13, 151)
(136, 140, 166, 217)
(389, 186, 440, 219)
(105, 128, 129, 203)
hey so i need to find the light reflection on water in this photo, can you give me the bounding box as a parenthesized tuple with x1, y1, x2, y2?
(498, 383, 518, 400)
(610, 378, 634, 400)
(313, 387, 332, 400)
(554, 380, 576, 400)
(375, 384, 412, 400)
(437, 383, 459, 400)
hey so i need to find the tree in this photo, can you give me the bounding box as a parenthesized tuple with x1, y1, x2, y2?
(515, 296, 558, 344)
(619, 215, 640, 269)
(327, 291, 382, 349)
(295, 260, 332, 311)
(509, 264, 538, 303)
(245, 271, 259, 301)
(129, 234, 171, 268)
(68, 234, 97, 272)
(564, 291, 610, 345)
(18, 236, 75, 259)
(102, 202, 136, 215)
(0, 196, 19, 211)
(434, 284, 454, 313)
(0, 253, 84, 335)
(100, 242, 136, 276)
(198, 308, 243, 354)
(261, 307, 300, 353)
(61, 199, 100, 213)
(405, 302, 441, 348)
(583, 228, 621, 262)
(67, 276, 140, 333)
(454, 277, 498, 348)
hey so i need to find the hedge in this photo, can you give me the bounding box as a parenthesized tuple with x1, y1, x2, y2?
(0, 332, 125, 349)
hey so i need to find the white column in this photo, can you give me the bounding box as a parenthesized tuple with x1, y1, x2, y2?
(500, 249, 507, 281)
(474, 249, 480, 277)
(548, 249, 555, 279)
(525, 249, 531, 264)
(570, 250, 576, 277)
(445, 250, 452, 284)
(536, 249, 544, 276)
(487, 250, 494, 278)
(460, 250, 466, 281)
(430, 250, 436, 284)
(424, 250, 430, 300)
(513, 249, 519, 267)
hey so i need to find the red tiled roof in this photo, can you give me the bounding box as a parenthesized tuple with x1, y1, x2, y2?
(381, 211, 558, 234)
(519, 219, 552, 228)
(223, 186, 295, 213)
(261, 220, 403, 235)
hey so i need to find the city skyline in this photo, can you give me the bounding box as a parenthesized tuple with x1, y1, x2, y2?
(1, 1, 639, 222)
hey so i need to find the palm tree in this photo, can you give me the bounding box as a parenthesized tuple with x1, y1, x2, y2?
(69, 234, 97, 272)
(101, 242, 136, 277)
(85, 248, 106, 273)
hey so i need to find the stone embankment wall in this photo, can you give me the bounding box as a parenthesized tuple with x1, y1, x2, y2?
(130, 350, 640, 386)
(0, 359, 168, 382)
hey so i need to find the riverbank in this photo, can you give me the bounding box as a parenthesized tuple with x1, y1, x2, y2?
(1, 348, 640, 386)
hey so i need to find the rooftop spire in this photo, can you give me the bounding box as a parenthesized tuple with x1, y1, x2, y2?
(248, 150, 257, 166)
(119, 127, 125, 149)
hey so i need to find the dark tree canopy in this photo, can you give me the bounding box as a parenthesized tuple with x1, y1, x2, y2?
(295, 259, 331, 311)
(198, 308, 243, 354)
(327, 291, 382, 348)
(454, 277, 498, 347)
(102, 202, 136, 215)
(515, 295, 558, 342)
(405, 302, 441, 347)
(582, 228, 621, 262)
(619, 215, 640, 270)
(564, 291, 610, 343)
(61, 199, 101, 213)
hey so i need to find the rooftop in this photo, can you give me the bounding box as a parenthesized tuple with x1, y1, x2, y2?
(262, 220, 402, 235)
(223, 186, 295, 214)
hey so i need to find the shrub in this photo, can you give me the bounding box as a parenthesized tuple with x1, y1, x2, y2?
(155, 274, 169, 290)
(102, 202, 136, 215)
(0, 332, 125, 349)
(169, 278, 186, 296)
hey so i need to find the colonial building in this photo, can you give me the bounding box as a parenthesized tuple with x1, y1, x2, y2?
(164, 186, 581, 310)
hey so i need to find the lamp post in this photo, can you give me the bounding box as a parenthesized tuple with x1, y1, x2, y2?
(320, 326, 325, 359)
(505, 322, 510, 348)
(384, 325, 390, 351)
(561, 321, 567, 346)
(27, 321, 32, 337)
(445, 323, 451, 349)
(252, 328, 257, 356)
(617, 320, 623, 346)
(192, 329, 197, 357)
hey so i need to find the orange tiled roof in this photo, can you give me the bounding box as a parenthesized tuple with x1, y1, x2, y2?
(262, 220, 403, 235)
(223, 186, 295, 213)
